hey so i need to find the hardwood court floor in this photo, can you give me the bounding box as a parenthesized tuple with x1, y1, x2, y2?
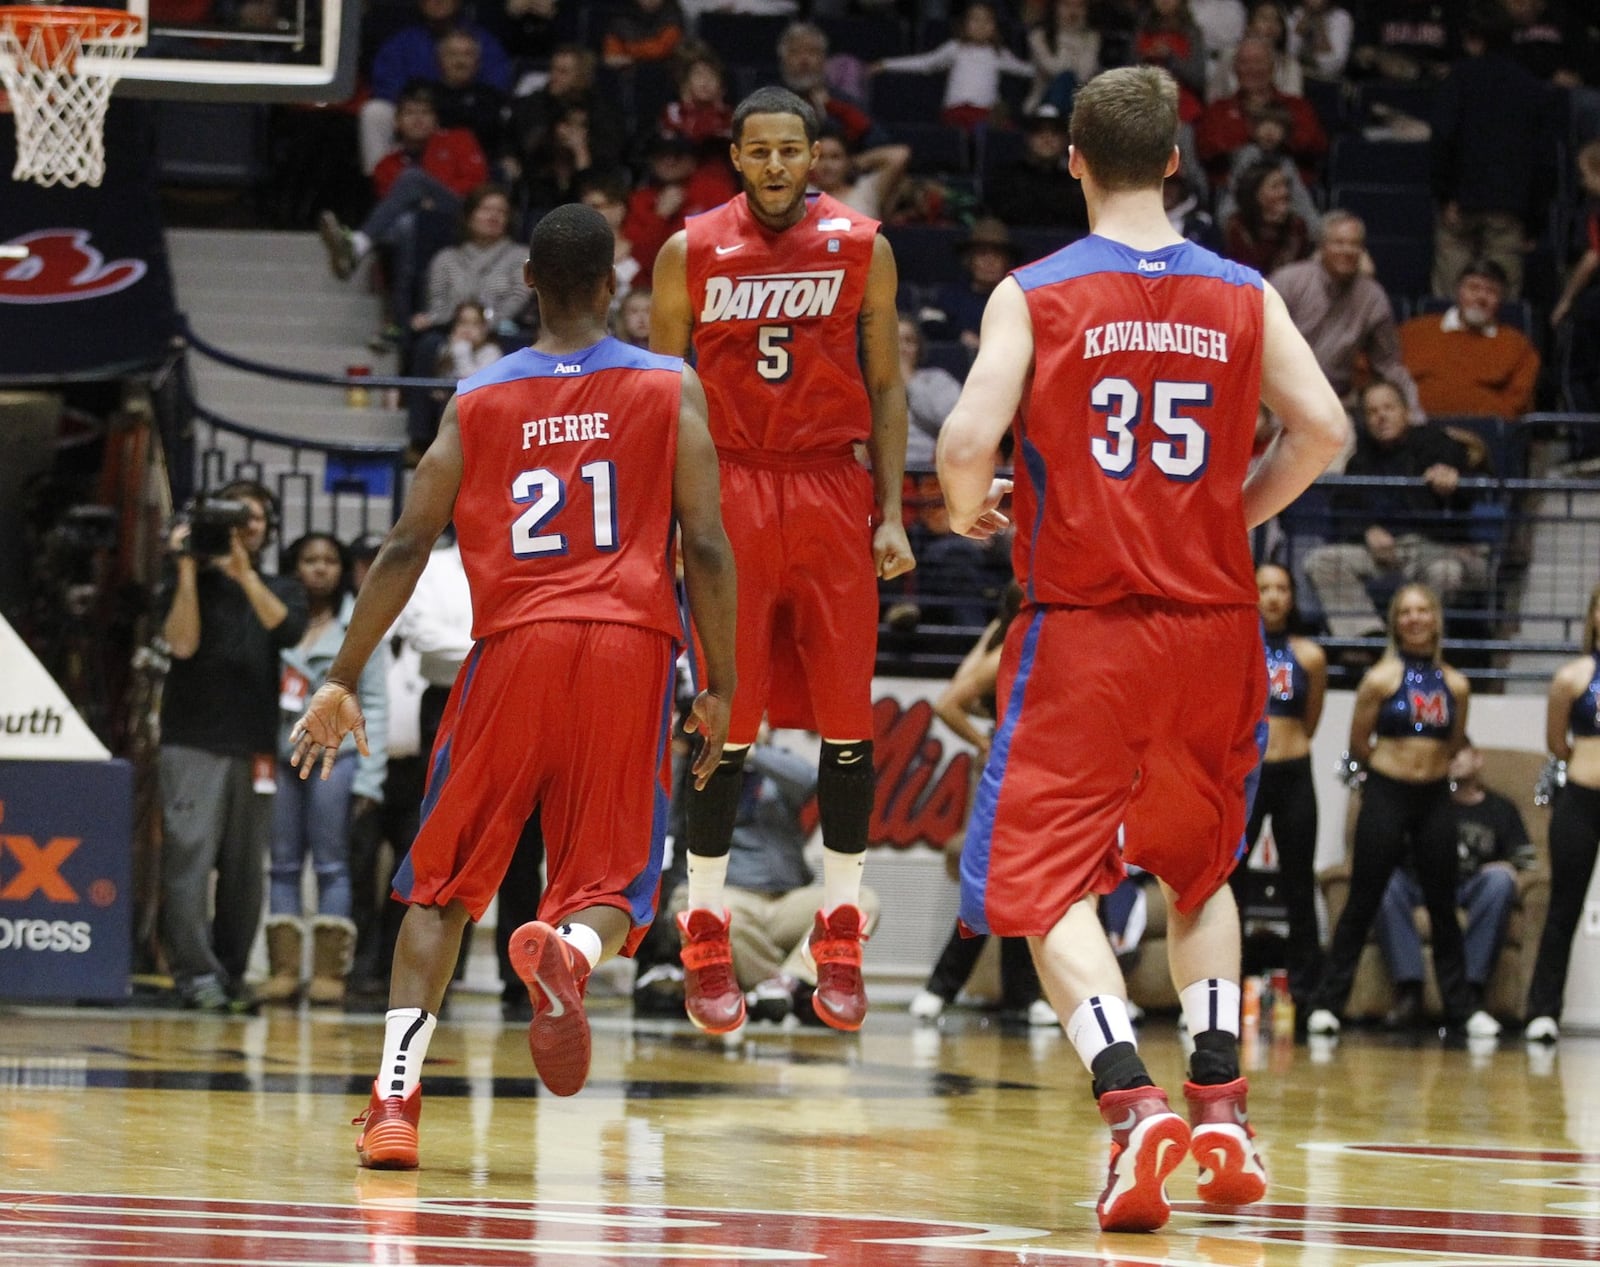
(1, 998, 1598, 1265)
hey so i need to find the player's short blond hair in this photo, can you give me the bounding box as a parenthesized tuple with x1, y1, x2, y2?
(1068, 66, 1179, 192)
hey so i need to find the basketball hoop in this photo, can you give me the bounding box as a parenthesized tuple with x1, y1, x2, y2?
(0, 5, 143, 188)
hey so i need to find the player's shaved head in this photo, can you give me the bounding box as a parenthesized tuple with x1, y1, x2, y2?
(527, 203, 614, 305)
(1070, 66, 1180, 192)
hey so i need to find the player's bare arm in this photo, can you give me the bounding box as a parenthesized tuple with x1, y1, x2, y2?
(1243, 282, 1349, 530)
(649, 231, 694, 358)
(290, 402, 465, 780)
(673, 364, 738, 789)
(937, 276, 1031, 538)
(861, 233, 916, 580)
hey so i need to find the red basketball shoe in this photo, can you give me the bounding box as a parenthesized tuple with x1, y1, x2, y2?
(1095, 1086, 1192, 1232)
(353, 1082, 421, 1170)
(508, 921, 592, 1097)
(1185, 1077, 1268, 1206)
(809, 904, 869, 1031)
(676, 908, 746, 1033)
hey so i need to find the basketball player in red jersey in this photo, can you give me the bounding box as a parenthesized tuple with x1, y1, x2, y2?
(650, 86, 914, 1035)
(937, 68, 1348, 1233)
(288, 204, 738, 1168)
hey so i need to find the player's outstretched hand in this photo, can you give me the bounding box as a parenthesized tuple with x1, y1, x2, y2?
(873, 519, 916, 580)
(685, 689, 731, 789)
(289, 682, 369, 782)
(955, 478, 1013, 540)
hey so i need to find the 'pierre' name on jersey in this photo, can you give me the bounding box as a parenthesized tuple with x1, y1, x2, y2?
(1082, 321, 1229, 362)
(521, 412, 611, 449)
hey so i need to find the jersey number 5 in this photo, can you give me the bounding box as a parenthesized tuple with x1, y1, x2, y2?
(511, 462, 618, 557)
(1090, 377, 1211, 482)
(756, 324, 792, 381)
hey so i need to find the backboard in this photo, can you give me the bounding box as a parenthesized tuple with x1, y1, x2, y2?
(51, 0, 360, 101)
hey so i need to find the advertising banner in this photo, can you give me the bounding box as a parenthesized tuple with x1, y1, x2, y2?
(0, 759, 132, 1001)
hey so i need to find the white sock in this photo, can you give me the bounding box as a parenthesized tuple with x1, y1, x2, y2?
(1066, 995, 1139, 1070)
(350, 229, 372, 259)
(686, 852, 729, 911)
(1180, 978, 1241, 1037)
(821, 847, 865, 913)
(378, 1008, 436, 1100)
(557, 921, 604, 970)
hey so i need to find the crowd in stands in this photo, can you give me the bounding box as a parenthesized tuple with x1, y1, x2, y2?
(271, 0, 1600, 651)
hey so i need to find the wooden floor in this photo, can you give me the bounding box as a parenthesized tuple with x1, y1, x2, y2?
(2, 997, 1598, 1265)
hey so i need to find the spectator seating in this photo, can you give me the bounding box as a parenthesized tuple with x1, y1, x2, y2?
(1330, 182, 1433, 237)
(883, 120, 969, 174)
(1354, 79, 1438, 128)
(694, 14, 793, 66)
(976, 125, 1026, 195)
(1302, 77, 1348, 137)
(1010, 226, 1076, 264)
(1328, 136, 1430, 186)
(869, 70, 947, 124)
(1363, 234, 1433, 302)
(817, 14, 909, 63)
(882, 223, 966, 286)
(156, 102, 268, 188)
(921, 338, 972, 381)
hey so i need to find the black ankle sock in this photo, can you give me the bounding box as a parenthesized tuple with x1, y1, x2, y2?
(1188, 1028, 1240, 1086)
(817, 740, 874, 853)
(1091, 1041, 1154, 1098)
(685, 749, 747, 859)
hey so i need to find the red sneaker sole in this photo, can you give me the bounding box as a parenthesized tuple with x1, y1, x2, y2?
(509, 923, 591, 1097)
(357, 1121, 419, 1170)
(1192, 1125, 1268, 1205)
(1098, 1114, 1191, 1233)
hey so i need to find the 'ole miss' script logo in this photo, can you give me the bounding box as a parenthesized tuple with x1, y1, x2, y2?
(0, 229, 147, 303)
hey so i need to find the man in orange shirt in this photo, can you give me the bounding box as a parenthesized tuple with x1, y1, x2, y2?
(1399, 259, 1540, 422)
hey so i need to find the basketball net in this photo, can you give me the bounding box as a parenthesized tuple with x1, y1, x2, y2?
(0, 6, 143, 188)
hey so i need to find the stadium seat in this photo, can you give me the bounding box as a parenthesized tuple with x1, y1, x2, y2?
(1328, 136, 1430, 186)
(1302, 77, 1348, 137)
(1331, 183, 1435, 238)
(1363, 235, 1433, 303)
(921, 339, 972, 381)
(1011, 226, 1078, 265)
(882, 120, 969, 174)
(1431, 415, 1528, 480)
(882, 224, 966, 286)
(694, 14, 792, 65)
(155, 102, 267, 187)
(869, 70, 947, 124)
(1355, 80, 1438, 128)
(817, 15, 908, 62)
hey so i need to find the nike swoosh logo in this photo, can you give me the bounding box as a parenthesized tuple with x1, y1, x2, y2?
(1110, 1110, 1138, 1132)
(536, 973, 565, 1018)
(1234, 1106, 1249, 1126)
(836, 752, 864, 764)
(715, 244, 745, 256)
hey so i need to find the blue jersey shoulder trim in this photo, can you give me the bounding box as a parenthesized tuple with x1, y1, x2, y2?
(1014, 234, 1264, 292)
(458, 338, 683, 394)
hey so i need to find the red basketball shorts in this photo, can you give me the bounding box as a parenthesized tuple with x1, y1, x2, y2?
(712, 453, 878, 745)
(959, 597, 1265, 936)
(396, 619, 676, 955)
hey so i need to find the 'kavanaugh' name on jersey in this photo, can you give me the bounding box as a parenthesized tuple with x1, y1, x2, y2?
(1011, 235, 1265, 610)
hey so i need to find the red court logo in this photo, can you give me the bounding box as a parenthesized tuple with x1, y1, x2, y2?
(0, 230, 147, 304)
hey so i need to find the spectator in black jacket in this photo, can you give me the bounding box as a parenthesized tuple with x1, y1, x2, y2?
(1430, 13, 1558, 298)
(985, 103, 1089, 231)
(1303, 379, 1488, 638)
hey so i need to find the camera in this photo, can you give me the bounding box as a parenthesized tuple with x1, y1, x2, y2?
(187, 496, 253, 557)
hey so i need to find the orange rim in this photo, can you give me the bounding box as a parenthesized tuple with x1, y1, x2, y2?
(0, 6, 141, 72)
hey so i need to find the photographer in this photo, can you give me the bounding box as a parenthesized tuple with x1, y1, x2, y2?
(158, 480, 307, 1012)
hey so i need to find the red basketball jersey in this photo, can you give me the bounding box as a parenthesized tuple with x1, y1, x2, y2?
(451, 339, 683, 642)
(685, 192, 877, 455)
(1011, 235, 1265, 608)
